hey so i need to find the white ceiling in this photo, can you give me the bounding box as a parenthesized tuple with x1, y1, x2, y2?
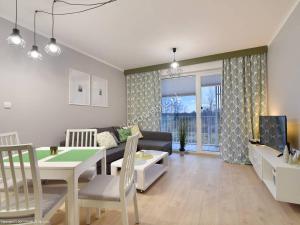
(0, 0, 298, 71)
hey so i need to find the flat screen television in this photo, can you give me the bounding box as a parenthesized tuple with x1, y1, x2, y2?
(259, 116, 287, 152)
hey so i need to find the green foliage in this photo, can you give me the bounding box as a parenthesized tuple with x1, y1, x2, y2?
(179, 119, 187, 151)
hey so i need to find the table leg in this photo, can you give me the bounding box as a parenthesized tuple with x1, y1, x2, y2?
(67, 174, 79, 225)
(101, 151, 107, 175)
(163, 155, 169, 167)
(136, 170, 145, 191)
(100, 152, 107, 217)
(111, 165, 118, 176)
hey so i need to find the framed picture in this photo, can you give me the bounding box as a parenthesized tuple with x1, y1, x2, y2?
(91, 76, 108, 107)
(69, 69, 91, 106)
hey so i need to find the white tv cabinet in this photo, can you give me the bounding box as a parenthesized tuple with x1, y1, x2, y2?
(249, 143, 300, 204)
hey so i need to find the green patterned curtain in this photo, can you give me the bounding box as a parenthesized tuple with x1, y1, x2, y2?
(220, 53, 267, 164)
(127, 71, 161, 131)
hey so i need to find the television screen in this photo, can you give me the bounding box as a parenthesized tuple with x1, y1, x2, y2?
(259, 116, 287, 152)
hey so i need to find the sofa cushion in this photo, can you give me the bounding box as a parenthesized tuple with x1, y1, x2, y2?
(96, 132, 118, 149)
(106, 142, 126, 161)
(94, 127, 116, 135)
(130, 125, 143, 139)
(116, 128, 132, 142)
(138, 140, 171, 150)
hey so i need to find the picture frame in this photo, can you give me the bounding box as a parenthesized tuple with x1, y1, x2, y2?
(91, 75, 108, 107)
(69, 69, 91, 106)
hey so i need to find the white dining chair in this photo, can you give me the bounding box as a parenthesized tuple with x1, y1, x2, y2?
(79, 134, 140, 225)
(65, 129, 98, 182)
(0, 132, 21, 191)
(0, 132, 20, 146)
(0, 144, 67, 224)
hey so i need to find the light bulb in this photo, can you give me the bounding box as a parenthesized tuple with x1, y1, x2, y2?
(45, 38, 61, 56)
(171, 61, 179, 69)
(27, 45, 42, 60)
(7, 28, 26, 48)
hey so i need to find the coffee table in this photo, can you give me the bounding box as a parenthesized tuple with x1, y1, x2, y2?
(111, 150, 168, 191)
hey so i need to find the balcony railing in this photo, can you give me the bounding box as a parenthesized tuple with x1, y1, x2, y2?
(160, 114, 220, 146)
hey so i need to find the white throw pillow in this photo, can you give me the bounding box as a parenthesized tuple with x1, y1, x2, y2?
(96, 132, 118, 149)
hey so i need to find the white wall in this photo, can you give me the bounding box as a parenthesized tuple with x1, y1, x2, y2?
(268, 2, 300, 148)
(0, 17, 127, 146)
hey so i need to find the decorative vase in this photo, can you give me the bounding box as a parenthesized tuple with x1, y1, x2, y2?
(283, 145, 289, 163)
(288, 154, 293, 164)
(292, 151, 300, 164)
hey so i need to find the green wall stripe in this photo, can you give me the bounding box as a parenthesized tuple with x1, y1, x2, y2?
(124, 45, 268, 75)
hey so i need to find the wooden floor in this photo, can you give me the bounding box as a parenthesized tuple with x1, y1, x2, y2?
(51, 153, 300, 225)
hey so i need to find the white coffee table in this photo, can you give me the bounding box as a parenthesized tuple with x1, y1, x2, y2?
(111, 150, 168, 191)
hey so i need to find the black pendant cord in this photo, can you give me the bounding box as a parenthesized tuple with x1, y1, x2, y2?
(33, 11, 37, 45)
(36, 0, 116, 17)
(55, 0, 115, 6)
(51, 0, 55, 38)
(15, 0, 18, 28)
(31, 0, 117, 49)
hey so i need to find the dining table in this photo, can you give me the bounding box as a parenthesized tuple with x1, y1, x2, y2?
(4, 146, 106, 225)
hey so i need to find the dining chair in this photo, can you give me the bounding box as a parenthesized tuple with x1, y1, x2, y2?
(65, 129, 98, 182)
(0, 132, 21, 191)
(0, 132, 20, 146)
(0, 144, 67, 224)
(79, 134, 140, 225)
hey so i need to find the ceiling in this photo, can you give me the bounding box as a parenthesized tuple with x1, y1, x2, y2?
(0, 0, 298, 71)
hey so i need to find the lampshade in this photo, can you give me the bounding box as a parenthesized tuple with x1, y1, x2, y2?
(27, 45, 42, 60)
(7, 28, 25, 48)
(44, 38, 62, 56)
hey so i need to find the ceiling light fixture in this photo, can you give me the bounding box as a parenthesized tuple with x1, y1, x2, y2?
(45, 1, 61, 56)
(7, 0, 26, 48)
(170, 48, 179, 69)
(8, 0, 117, 60)
(27, 11, 42, 60)
(167, 47, 183, 77)
(27, 45, 42, 60)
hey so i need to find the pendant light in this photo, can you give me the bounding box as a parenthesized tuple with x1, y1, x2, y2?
(44, 1, 62, 56)
(170, 48, 179, 69)
(10, 0, 116, 60)
(7, 0, 26, 48)
(27, 11, 42, 60)
(167, 47, 182, 77)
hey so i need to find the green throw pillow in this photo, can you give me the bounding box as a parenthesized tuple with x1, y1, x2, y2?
(117, 128, 132, 142)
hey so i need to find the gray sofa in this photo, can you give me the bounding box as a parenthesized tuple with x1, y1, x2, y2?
(60, 126, 172, 174)
(95, 127, 172, 174)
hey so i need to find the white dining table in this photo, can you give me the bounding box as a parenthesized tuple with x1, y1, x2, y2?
(4, 146, 106, 225)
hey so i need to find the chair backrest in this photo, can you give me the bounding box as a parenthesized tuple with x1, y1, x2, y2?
(0, 144, 43, 221)
(0, 132, 20, 146)
(65, 129, 97, 147)
(119, 134, 139, 198)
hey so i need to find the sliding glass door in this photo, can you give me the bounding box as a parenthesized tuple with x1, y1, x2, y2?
(161, 76, 197, 151)
(161, 73, 221, 152)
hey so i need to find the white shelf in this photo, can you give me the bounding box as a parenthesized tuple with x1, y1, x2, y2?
(263, 179, 276, 199)
(249, 143, 300, 204)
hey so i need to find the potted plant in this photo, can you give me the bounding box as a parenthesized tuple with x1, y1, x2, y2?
(179, 119, 187, 156)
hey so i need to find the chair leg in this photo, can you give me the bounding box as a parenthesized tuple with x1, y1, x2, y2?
(95, 208, 106, 219)
(121, 202, 129, 225)
(64, 200, 68, 225)
(133, 192, 140, 224)
(86, 208, 91, 225)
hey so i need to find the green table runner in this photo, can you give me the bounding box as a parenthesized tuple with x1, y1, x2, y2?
(46, 149, 97, 162)
(4, 150, 54, 163)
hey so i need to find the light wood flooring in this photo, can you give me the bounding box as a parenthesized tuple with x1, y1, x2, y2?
(51, 153, 300, 225)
